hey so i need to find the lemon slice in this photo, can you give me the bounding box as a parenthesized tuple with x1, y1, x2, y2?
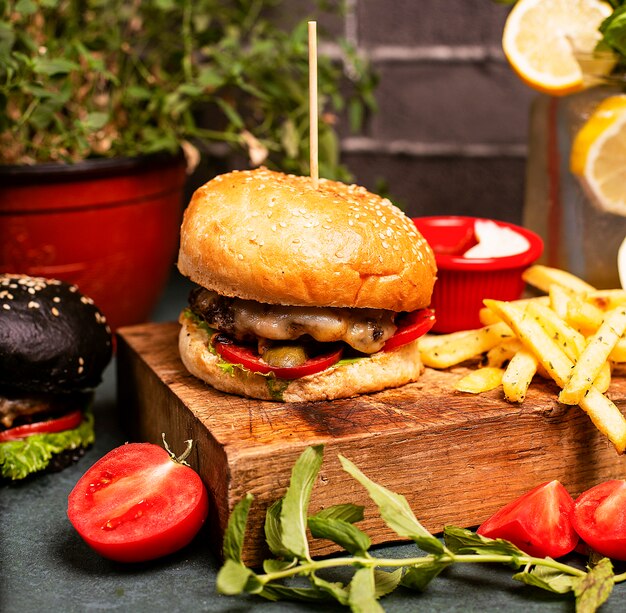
(502, 0, 612, 95)
(571, 96, 626, 215)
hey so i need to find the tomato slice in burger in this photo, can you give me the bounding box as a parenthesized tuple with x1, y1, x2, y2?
(572, 480, 626, 561)
(383, 308, 436, 352)
(0, 409, 83, 442)
(213, 339, 343, 380)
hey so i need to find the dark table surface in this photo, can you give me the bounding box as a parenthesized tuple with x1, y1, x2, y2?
(2, 269, 625, 613)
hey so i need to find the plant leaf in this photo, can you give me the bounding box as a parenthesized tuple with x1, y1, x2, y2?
(222, 493, 253, 562)
(260, 583, 334, 603)
(216, 559, 255, 595)
(279, 445, 324, 560)
(574, 557, 615, 612)
(513, 565, 577, 595)
(401, 559, 452, 592)
(374, 568, 403, 598)
(444, 526, 526, 562)
(264, 498, 292, 559)
(349, 567, 385, 613)
(310, 503, 365, 524)
(339, 454, 443, 554)
(308, 516, 371, 555)
(311, 573, 350, 605)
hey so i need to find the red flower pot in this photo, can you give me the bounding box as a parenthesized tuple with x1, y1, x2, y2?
(0, 154, 187, 330)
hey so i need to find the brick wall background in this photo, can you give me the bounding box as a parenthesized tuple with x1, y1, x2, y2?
(292, 0, 534, 224)
(192, 1, 535, 225)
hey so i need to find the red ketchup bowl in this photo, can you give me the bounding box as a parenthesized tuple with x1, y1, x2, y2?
(413, 216, 544, 333)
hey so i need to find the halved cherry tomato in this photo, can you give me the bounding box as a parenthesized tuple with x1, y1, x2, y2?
(0, 409, 83, 442)
(572, 480, 626, 561)
(477, 480, 578, 558)
(213, 339, 343, 380)
(68, 442, 209, 563)
(383, 308, 436, 352)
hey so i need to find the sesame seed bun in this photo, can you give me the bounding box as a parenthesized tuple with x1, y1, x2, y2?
(0, 274, 113, 394)
(177, 168, 436, 311)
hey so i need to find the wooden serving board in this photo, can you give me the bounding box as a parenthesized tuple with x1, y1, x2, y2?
(117, 322, 626, 566)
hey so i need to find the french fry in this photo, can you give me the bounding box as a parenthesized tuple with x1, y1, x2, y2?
(549, 284, 572, 320)
(522, 264, 596, 295)
(455, 367, 503, 394)
(566, 296, 605, 335)
(588, 289, 626, 311)
(558, 308, 626, 405)
(593, 362, 612, 394)
(609, 337, 626, 362)
(485, 339, 523, 368)
(480, 296, 550, 326)
(502, 348, 537, 403)
(484, 299, 626, 454)
(526, 301, 586, 362)
(419, 321, 514, 369)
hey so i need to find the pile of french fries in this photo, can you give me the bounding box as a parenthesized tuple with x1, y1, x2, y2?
(419, 265, 626, 454)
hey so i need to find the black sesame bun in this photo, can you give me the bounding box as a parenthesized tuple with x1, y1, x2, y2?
(0, 274, 113, 480)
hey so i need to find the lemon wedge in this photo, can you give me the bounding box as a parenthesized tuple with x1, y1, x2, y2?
(571, 95, 626, 215)
(502, 0, 612, 95)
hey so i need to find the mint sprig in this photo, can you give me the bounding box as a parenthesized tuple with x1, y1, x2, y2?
(216, 445, 626, 612)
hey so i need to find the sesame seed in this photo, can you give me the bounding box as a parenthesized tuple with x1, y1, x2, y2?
(28, 301, 40, 309)
(3, 304, 10, 310)
(51, 307, 60, 316)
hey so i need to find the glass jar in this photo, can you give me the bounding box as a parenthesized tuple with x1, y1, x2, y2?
(524, 75, 626, 289)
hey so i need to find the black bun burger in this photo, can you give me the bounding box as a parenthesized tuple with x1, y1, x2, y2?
(0, 274, 113, 480)
(177, 167, 437, 402)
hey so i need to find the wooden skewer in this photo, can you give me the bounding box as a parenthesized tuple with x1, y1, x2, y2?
(308, 20, 319, 189)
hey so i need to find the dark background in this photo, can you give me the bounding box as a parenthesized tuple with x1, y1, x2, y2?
(198, 0, 534, 224)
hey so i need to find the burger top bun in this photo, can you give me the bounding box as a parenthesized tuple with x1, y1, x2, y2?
(178, 168, 437, 312)
(0, 274, 113, 394)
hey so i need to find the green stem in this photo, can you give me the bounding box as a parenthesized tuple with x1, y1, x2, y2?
(255, 552, 588, 586)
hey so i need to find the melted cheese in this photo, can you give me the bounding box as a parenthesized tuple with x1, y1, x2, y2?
(195, 290, 397, 353)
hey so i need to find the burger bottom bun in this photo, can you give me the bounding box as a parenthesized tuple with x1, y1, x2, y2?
(178, 314, 424, 403)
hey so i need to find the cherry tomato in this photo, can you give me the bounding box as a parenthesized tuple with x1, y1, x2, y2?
(0, 409, 83, 442)
(213, 339, 343, 379)
(477, 480, 578, 558)
(572, 480, 626, 561)
(67, 442, 208, 563)
(383, 308, 436, 352)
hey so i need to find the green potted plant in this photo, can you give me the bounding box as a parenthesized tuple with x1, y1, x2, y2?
(0, 0, 376, 328)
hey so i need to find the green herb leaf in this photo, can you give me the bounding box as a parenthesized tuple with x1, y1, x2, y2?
(600, 6, 626, 56)
(573, 557, 615, 612)
(260, 583, 334, 603)
(310, 573, 350, 605)
(310, 503, 365, 524)
(513, 565, 576, 595)
(349, 567, 384, 613)
(308, 516, 371, 555)
(374, 568, 403, 598)
(222, 493, 253, 562)
(444, 526, 526, 561)
(216, 559, 255, 595)
(264, 498, 292, 559)
(262, 558, 293, 574)
(339, 454, 444, 554)
(280, 445, 324, 560)
(401, 559, 452, 592)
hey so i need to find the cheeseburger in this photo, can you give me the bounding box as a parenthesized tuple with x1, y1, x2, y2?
(177, 167, 437, 402)
(0, 274, 112, 480)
